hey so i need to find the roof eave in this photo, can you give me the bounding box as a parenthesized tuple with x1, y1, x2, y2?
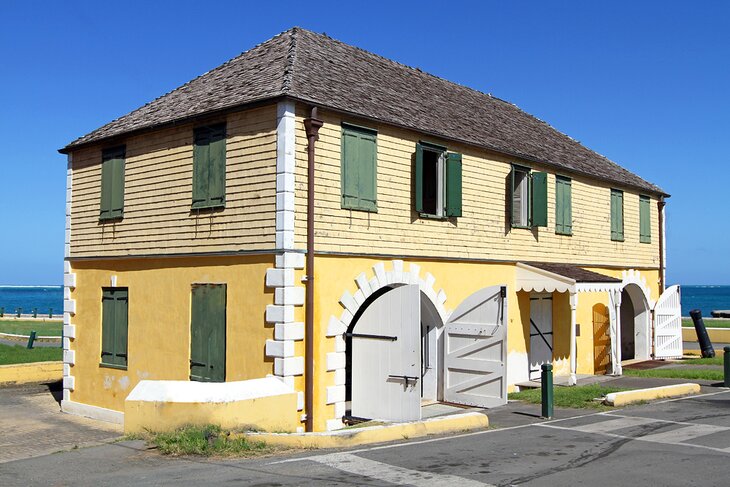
(58, 94, 288, 155)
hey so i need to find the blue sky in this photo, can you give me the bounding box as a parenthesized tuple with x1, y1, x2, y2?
(0, 1, 727, 285)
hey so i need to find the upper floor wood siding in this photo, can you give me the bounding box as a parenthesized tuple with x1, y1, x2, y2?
(69, 105, 277, 258)
(293, 106, 660, 268)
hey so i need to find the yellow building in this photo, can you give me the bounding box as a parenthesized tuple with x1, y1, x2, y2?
(59, 28, 681, 433)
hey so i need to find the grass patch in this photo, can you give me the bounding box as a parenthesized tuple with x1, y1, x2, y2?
(145, 425, 277, 457)
(624, 367, 723, 381)
(682, 318, 730, 328)
(508, 385, 627, 410)
(0, 343, 62, 365)
(0, 319, 63, 336)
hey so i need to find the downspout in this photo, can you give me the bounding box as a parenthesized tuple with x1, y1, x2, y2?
(303, 107, 323, 432)
(657, 198, 666, 293)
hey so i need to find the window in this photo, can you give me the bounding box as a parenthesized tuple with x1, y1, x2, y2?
(99, 146, 125, 221)
(341, 124, 377, 212)
(610, 189, 624, 241)
(639, 195, 651, 243)
(414, 142, 462, 217)
(510, 166, 547, 228)
(555, 176, 572, 235)
(101, 288, 128, 368)
(192, 123, 226, 209)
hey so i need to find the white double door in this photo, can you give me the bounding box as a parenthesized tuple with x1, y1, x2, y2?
(351, 284, 507, 422)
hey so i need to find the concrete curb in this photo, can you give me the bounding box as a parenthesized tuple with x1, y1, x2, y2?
(683, 327, 730, 344)
(0, 332, 61, 344)
(240, 411, 489, 448)
(604, 383, 701, 406)
(0, 361, 63, 385)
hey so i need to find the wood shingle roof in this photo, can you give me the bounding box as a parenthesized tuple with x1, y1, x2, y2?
(61, 27, 665, 195)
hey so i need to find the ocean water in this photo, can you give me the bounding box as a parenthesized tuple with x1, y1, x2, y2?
(0, 286, 63, 315)
(681, 285, 730, 317)
(0, 284, 726, 318)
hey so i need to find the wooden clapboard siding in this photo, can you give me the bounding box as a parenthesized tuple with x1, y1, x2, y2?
(293, 107, 660, 268)
(69, 105, 277, 258)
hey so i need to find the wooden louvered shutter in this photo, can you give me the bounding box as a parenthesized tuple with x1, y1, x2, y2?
(445, 152, 462, 217)
(414, 142, 424, 213)
(100, 146, 125, 220)
(207, 124, 226, 207)
(556, 176, 572, 235)
(640, 195, 651, 243)
(192, 128, 210, 208)
(101, 290, 115, 362)
(531, 172, 548, 227)
(611, 189, 624, 241)
(114, 290, 128, 366)
(357, 131, 377, 211)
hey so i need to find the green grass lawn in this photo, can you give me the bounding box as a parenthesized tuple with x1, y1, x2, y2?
(508, 385, 627, 410)
(623, 367, 723, 381)
(682, 318, 730, 328)
(0, 319, 63, 336)
(0, 343, 62, 365)
(143, 425, 277, 457)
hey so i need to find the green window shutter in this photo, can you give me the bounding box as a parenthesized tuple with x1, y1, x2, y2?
(341, 130, 359, 209)
(114, 290, 128, 366)
(531, 172, 548, 227)
(445, 152, 462, 217)
(341, 126, 377, 212)
(611, 189, 624, 241)
(510, 167, 517, 227)
(101, 291, 115, 362)
(190, 284, 226, 382)
(357, 132, 377, 211)
(192, 124, 226, 209)
(100, 147, 125, 220)
(640, 195, 651, 243)
(414, 142, 424, 213)
(207, 125, 226, 207)
(555, 176, 572, 235)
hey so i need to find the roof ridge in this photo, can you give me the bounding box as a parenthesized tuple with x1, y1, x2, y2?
(281, 27, 299, 93)
(298, 28, 500, 102)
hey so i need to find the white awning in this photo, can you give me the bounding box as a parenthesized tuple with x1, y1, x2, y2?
(516, 262, 622, 294)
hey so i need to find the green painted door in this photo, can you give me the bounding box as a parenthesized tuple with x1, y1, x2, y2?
(190, 284, 226, 382)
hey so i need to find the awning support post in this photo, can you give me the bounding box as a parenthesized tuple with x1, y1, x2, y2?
(611, 288, 623, 376)
(569, 291, 578, 386)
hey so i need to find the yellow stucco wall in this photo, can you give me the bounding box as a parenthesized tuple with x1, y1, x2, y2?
(68, 254, 275, 412)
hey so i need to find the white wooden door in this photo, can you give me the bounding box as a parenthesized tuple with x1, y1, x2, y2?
(351, 284, 421, 422)
(529, 294, 553, 380)
(443, 286, 507, 408)
(653, 285, 683, 359)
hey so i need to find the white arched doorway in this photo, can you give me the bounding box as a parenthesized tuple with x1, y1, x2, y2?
(620, 283, 652, 361)
(346, 284, 444, 421)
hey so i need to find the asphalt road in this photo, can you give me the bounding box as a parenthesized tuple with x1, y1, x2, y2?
(3, 390, 730, 486)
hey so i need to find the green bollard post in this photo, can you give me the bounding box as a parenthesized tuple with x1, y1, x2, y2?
(16, 307, 22, 318)
(541, 363, 554, 419)
(27, 331, 37, 349)
(32, 308, 38, 318)
(49, 308, 53, 319)
(724, 347, 730, 388)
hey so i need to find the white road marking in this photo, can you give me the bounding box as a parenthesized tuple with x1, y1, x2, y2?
(271, 390, 730, 467)
(640, 423, 730, 444)
(569, 416, 657, 433)
(310, 452, 493, 487)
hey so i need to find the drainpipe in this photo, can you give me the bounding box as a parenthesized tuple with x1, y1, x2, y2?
(303, 107, 323, 432)
(657, 198, 666, 293)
